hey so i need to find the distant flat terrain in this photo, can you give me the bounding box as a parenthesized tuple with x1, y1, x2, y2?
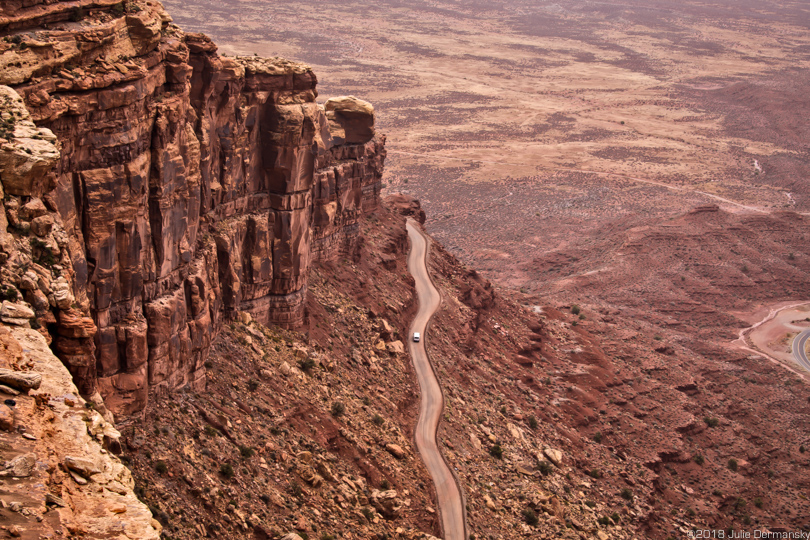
(162, 2, 810, 535)
(164, 0, 810, 268)
(164, 0, 810, 324)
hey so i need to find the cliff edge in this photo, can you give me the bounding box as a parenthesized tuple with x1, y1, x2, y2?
(0, 0, 385, 416)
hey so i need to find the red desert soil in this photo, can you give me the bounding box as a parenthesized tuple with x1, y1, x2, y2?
(159, 0, 810, 535)
(162, 0, 810, 353)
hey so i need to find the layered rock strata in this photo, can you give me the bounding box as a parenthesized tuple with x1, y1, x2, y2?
(0, 0, 385, 415)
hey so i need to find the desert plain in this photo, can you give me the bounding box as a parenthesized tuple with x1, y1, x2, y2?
(158, 0, 810, 534)
(164, 0, 810, 366)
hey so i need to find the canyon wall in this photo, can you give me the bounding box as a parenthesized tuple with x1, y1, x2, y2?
(0, 0, 385, 415)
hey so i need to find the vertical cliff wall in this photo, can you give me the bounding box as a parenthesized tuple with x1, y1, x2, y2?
(0, 0, 385, 415)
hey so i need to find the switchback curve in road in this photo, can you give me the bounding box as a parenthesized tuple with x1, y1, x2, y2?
(792, 328, 810, 372)
(406, 219, 467, 540)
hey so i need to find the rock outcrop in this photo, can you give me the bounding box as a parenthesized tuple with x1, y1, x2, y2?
(0, 0, 386, 415)
(0, 325, 160, 538)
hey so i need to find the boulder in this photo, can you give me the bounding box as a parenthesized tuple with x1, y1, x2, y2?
(64, 456, 102, 479)
(324, 96, 375, 144)
(543, 447, 564, 467)
(0, 301, 35, 325)
(0, 404, 14, 430)
(50, 277, 74, 310)
(19, 198, 47, 220)
(484, 494, 498, 511)
(507, 422, 524, 441)
(0, 368, 42, 391)
(30, 214, 54, 237)
(0, 453, 36, 477)
(370, 489, 402, 519)
(316, 461, 335, 482)
(385, 443, 406, 459)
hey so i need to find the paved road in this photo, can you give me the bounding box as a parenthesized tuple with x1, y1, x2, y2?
(406, 220, 467, 540)
(792, 328, 810, 372)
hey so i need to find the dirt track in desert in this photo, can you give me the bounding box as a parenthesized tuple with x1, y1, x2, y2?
(406, 220, 466, 540)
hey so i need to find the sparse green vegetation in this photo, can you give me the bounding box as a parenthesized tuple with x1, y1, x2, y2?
(522, 508, 539, 526)
(538, 461, 552, 476)
(620, 488, 633, 501)
(299, 357, 316, 372)
(571, 305, 581, 315)
(489, 444, 503, 459)
(219, 463, 234, 479)
(0, 286, 19, 302)
(154, 460, 168, 474)
(330, 401, 345, 417)
(239, 445, 255, 459)
(528, 415, 538, 429)
(372, 413, 384, 426)
(754, 497, 763, 508)
(290, 480, 303, 498)
(704, 416, 719, 428)
(693, 454, 705, 465)
(728, 458, 738, 472)
(593, 432, 603, 443)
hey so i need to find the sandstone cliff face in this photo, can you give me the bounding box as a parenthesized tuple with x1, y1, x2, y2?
(0, 0, 385, 415)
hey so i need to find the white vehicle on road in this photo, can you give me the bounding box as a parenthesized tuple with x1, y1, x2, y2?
(413, 332, 421, 342)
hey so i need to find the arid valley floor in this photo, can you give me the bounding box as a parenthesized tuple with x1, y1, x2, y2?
(158, 0, 810, 536)
(164, 0, 810, 313)
(1, 0, 808, 538)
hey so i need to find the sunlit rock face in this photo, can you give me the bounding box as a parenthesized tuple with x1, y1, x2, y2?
(0, 1, 385, 415)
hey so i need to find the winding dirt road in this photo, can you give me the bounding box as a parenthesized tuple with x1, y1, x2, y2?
(792, 329, 810, 372)
(406, 219, 467, 540)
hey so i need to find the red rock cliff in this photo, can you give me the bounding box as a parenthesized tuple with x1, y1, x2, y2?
(0, 0, 385, 415)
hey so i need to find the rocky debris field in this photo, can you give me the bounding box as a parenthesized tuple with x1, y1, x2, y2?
(119, 202, 441, 539)
(118, 198, 810, 539)
(1, 1, 809, 538)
